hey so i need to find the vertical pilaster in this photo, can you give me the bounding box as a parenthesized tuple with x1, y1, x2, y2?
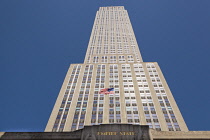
(64, 64, 84, 131)
(103, 64, 109, 123)
(130, 63, 147, 125)
(142, 63, 168, 131)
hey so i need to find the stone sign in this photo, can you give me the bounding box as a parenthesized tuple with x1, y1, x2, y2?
(81, 124, 150, 140)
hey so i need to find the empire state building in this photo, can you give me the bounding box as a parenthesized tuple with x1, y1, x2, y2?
(45, 6, 188, 132)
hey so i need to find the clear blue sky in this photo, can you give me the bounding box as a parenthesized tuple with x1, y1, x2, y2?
(0, 0, 210, 132)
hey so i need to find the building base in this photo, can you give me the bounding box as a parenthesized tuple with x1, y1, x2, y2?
(1, 124, 210, 140)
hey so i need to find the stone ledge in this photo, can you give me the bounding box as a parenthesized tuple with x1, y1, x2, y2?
(151, 129, 210, 139)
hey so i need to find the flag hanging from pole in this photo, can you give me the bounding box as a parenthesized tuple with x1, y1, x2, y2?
(99, 88, 114, 95)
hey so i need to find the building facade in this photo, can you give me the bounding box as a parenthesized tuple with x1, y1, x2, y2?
(45, 6, 188, 132)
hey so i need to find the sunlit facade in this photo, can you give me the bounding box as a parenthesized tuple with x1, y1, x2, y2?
(45, 6, 188, 132)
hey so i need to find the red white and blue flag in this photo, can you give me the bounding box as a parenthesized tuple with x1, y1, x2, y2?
(99, 88, 114, 95)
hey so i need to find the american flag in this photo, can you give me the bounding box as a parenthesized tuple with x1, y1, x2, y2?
(99, 88, 114, 95)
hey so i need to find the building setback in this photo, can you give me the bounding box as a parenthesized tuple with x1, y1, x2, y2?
(45, 6, 188, 132)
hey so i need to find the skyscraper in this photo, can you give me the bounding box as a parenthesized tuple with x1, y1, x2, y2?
(45, 6, 188, 132)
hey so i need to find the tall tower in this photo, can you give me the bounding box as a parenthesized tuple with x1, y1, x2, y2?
(45, 6, 188, 132)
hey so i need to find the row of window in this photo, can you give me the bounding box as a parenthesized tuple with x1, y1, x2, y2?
(53, 65, 82, 132)
(71, 65, 94, 131)
(122, 64, 140, 123)
(109, 65, 121, 121)
(91, 65, 106, 125)
(146, 63, 180, 131)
